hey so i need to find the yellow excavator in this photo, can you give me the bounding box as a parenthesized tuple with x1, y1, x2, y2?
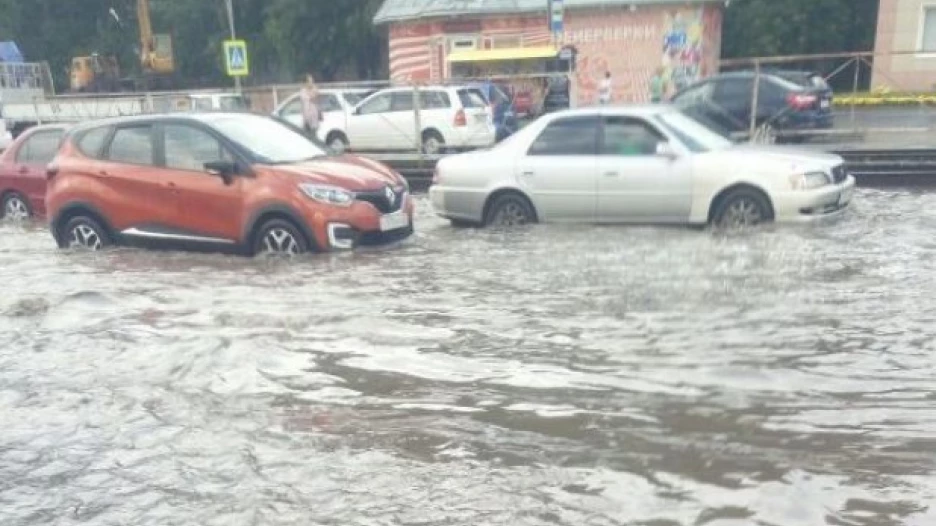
(70, 0, 175, 92)
(137, 0, 175, 85)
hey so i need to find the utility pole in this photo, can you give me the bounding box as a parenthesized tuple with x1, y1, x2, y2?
(224, 0, 241, 93)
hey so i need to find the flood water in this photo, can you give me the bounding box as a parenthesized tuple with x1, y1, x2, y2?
(1, 190, 935, 526)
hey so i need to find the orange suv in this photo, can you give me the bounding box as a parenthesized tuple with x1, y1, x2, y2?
(46, 113, 414, 255)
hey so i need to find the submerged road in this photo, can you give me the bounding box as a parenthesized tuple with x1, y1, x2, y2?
(1, 192, 935, 525)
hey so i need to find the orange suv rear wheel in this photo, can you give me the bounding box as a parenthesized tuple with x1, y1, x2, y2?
(61, 215, 111, 251)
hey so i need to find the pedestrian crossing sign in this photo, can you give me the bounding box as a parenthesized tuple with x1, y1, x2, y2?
(224, 40, 249, 77)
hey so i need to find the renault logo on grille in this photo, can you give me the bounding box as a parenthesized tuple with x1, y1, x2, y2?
(385, 186, 395, 203)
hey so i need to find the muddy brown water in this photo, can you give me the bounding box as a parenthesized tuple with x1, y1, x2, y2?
(1, 191, 935, 526)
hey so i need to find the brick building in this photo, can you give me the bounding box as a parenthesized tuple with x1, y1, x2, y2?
(373, 0, 725, 106)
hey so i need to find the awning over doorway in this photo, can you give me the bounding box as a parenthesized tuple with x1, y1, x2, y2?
(447, 46, 559, 63)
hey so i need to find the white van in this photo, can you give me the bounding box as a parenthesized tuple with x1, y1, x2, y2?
(343, 85, 495, 154)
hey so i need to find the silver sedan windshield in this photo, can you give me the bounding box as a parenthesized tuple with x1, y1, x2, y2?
(654, 111, 733, 153)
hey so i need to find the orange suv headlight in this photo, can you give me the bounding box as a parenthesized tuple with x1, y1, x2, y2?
(299, 183, 354, 207)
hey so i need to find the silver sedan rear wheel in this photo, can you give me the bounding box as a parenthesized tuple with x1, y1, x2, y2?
(484, 193, 536, 228)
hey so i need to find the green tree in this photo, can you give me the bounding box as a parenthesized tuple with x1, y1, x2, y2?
(263, 0, 385, 82)
(722, 0, 879, 58)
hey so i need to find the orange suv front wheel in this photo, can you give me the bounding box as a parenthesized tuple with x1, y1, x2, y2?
(252, 218, 311, 257)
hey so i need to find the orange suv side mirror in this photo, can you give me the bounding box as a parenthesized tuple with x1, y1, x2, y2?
(204, 160, 237, 185)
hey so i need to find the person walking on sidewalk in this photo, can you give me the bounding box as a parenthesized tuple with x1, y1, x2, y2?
(299, 73, 321, 140)
(598, 71, 612, 105)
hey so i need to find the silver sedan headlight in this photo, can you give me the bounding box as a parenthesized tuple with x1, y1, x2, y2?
(299, 183, 354, 207)
(790, 171, 831, 191)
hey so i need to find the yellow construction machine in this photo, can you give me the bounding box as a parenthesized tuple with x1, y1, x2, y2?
(69, 0, 175, 92)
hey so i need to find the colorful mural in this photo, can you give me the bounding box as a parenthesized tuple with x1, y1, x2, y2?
(659, 8, 706, 99)
(560, 5, 721, 105)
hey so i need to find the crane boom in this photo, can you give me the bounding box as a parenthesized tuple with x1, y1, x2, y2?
(138, 0, 154, 69)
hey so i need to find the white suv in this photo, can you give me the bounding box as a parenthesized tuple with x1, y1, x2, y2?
(273, 88, 375, 152)
(343, 86, 495, 154)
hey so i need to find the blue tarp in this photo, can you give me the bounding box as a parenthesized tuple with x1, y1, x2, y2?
(0, 41, 24, 63)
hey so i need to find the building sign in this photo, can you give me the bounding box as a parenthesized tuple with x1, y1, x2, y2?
(549, 0, 564, 34)
(562, 25, 657, 45)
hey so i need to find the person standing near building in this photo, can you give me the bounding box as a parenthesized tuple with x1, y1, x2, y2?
(299, 73, 321, 139)
(598, 71, 612, 105)
(649, 67, 666, 103)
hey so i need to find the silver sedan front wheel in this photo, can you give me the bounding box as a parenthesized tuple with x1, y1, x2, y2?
(720, 197, 764, 227)
(712, 189, 772, 229)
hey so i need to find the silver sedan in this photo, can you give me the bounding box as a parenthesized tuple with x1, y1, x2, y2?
(429, 105, 856, 228)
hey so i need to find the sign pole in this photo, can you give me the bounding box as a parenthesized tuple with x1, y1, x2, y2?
(225, 0, 241, 93)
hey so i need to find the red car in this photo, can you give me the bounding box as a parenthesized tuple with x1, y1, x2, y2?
(0, 124, 69, 220)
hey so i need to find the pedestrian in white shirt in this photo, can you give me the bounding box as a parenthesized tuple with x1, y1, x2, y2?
(598, 71, 612, 105)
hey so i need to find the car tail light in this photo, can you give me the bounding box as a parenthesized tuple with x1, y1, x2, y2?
(454, 109, 466, 127)
(787, 92, 818, 110)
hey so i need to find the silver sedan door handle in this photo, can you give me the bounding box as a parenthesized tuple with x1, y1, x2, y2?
(522, 171, 535, 177)
(603, 171, 619, 177)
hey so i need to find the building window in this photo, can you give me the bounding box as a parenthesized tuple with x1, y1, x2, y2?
(922, 6, 936, 53)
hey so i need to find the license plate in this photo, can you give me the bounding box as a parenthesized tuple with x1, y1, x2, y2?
(380, 211, 409, 232)
(475, 114, 487, 123)
(820, 99, 830, 109)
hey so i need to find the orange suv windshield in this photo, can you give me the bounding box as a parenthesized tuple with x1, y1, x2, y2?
(205, 114, 329, 165)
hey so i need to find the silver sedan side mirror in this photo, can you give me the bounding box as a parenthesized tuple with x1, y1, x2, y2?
(656, 142, 679, 160)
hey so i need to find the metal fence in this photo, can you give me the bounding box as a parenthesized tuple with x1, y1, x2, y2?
(7, 51, 936, 160)
(240, 51, 936, 158)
